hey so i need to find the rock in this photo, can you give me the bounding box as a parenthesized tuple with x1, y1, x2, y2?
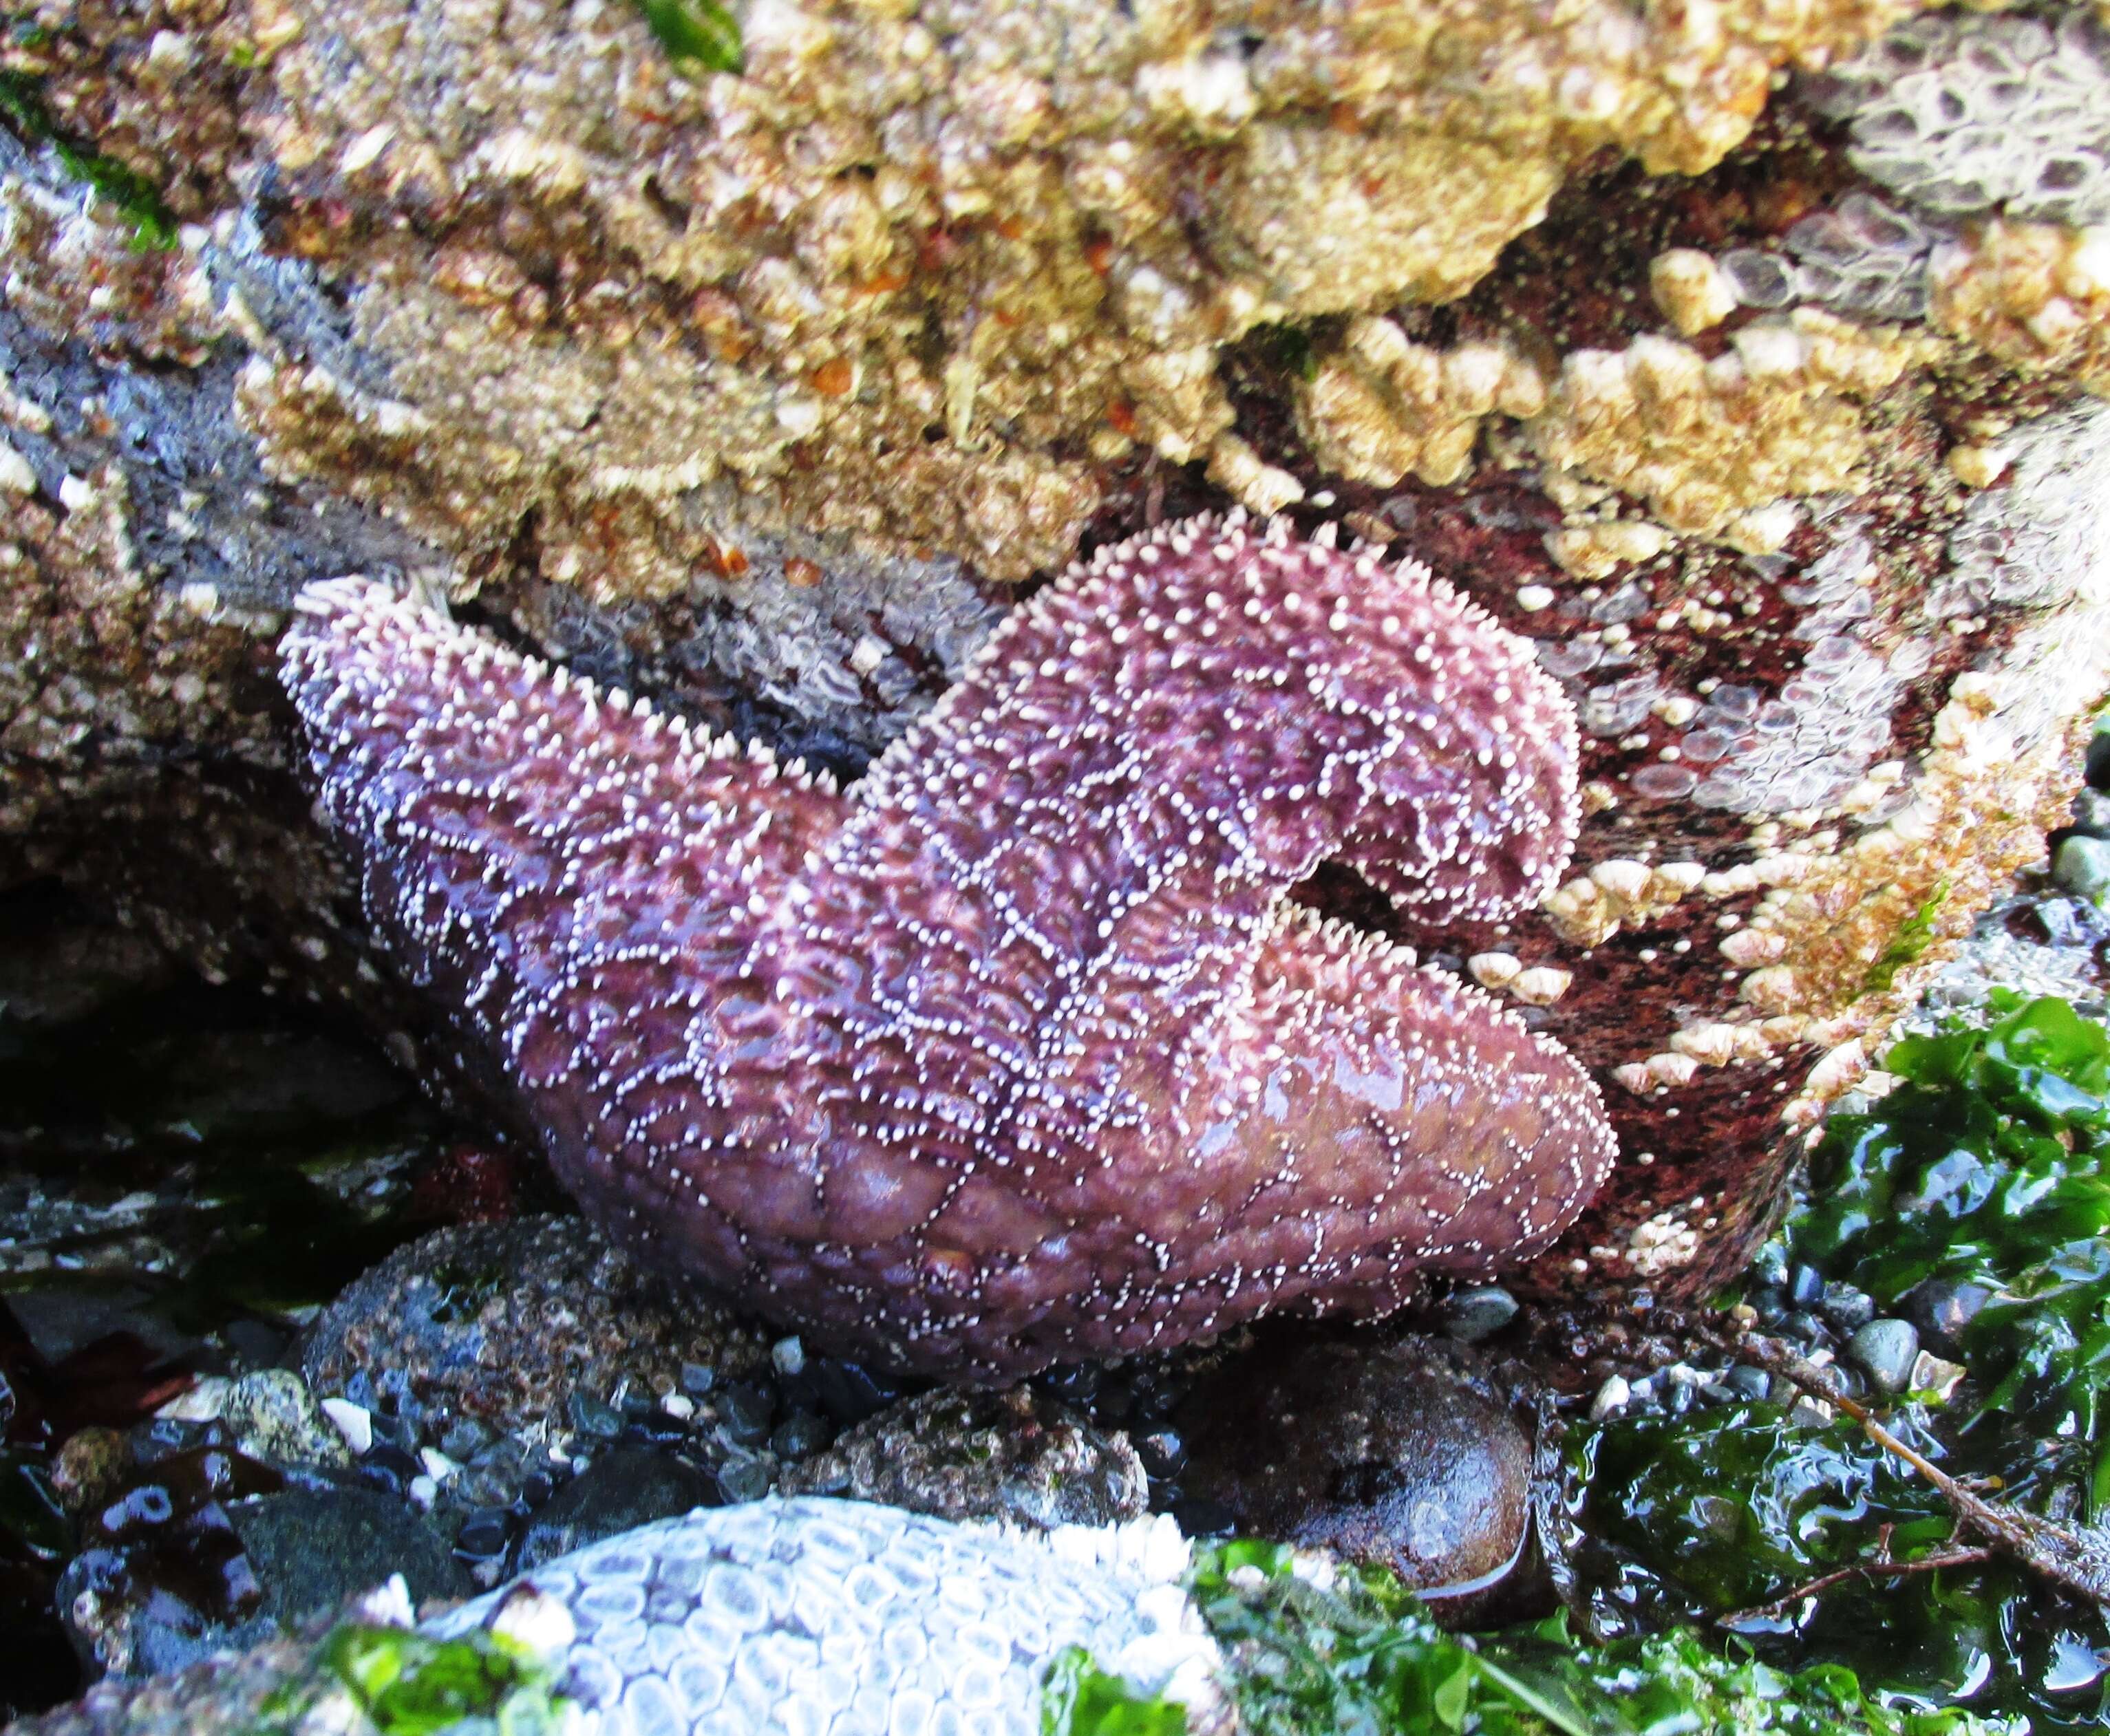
(5, 1628, 325, 1736)
(1908, 1278, 1994, 1358)
(54, 1442, 284, 1681)
(1846, 1319, 1921, 1394)
(1723, 1364, 1772, 1403)
(1439, 1285, 1520, 1344)
(1175, 1334, 1531, 1598)
(224, 1488, 466, 1627)
(2053, 835, 2110, 906)
(47, 1428, 132, 1516)
(1817, 1283, 1876, 1334)
(2067, 789, 2110, 840)
(513, 1448, 717, 1573)
(299, 1215, 770, 1445)
(779, 1386, 1147, 1530)
(0, 917, 171, 1029)
(2089, 729, 2110, 793)
(1589, 1375, 1632, 1419)
(217, 1371, 351, 1472)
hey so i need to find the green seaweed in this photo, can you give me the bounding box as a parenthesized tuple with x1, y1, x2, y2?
(0, 68, 178, 250)
(1047, 1542, 2027, 1736)
(1789, 992, 2110, 1512)
(1042, 1648, 1189, 1736)
(319, 1624, 571, 1735)
(1860, 880, 1951, 996)
(632, 0, 743, 74)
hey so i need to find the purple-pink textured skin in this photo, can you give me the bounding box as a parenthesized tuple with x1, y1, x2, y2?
(283, 513, 1616, 1378)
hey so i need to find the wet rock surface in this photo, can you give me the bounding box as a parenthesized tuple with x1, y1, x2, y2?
(1175, 1333, 1533, 1595)
(779, 1386, 1149, 1531)
(298, 1214, 772, 1444)
(512, 1447, 716, 1574)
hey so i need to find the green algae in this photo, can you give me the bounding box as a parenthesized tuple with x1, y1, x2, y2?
(0, 67, 178, 249)
(1047, 1541, 2027, 1736)
(249, 1622, 573, 1736)
(1789, 992, 2110, 1512)
(632, 0, 743, 74)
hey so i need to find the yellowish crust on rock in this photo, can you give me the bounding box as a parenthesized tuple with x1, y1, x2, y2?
(204, 0, 1928, 583)
(1931, 219, 2110, 397)
(1526, 312, 1935, 535)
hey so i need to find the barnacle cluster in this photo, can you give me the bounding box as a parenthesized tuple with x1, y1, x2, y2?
(1, 0, 1925, 590)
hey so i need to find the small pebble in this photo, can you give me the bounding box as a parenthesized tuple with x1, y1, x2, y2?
(2054, 835, 2110, 905)
(716, 1383, 776, 1446)
(662, 1392, 696, 1422)
(566, 1392, 623, 1440)
(1439, 1285, 1519, 1344)
(1787, 1264, 1826, 1307)
(1907, 1278, 1992, 1358)
(1818, 1283, 1876, 1333)
(1847, 1318, 1921, 1394)
(440, 1417, 498, 1462)
(772, 1336, 807, 1378)
(1788, 1396, 1834, 1428)
(771, 1410, 832, 1459)
(1724, 1365, 1771, 1402)
(679, 1363, 717, 1397)
(454, 1510, 513, 1559)
(320, 1397, 374, 1456)
(408, 1473, 438, 1510)
(420, 1447, 461, 1483)
(1589, 1375, 1632, 1420)
(1747, 1243, 1790, 1290)
(2067, 789, 2110, 840)
(1781, 1310, 1824, 1344)
(716, 1452, 773, 1504)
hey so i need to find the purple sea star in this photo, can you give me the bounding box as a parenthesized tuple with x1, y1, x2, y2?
(284, 513, 1616, 1378)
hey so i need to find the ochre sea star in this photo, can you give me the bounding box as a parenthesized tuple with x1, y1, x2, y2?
(284, 513, 1616, 1378)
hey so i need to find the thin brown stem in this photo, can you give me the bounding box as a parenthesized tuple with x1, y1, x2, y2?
(1665, 1310, 2110, 1614)
(1715, 1542, 1995, 1628)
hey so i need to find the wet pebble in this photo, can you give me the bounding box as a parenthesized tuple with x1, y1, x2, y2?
(1176, 1334, 1529, 1600)
(1847, 1318, 1921, 1394)
(1818, 1283, 1876, 1334)
(1908, 1278, 1993, 1358)
(2053, 835, 2110, 905)
(1438, 1285, 1519, 1344)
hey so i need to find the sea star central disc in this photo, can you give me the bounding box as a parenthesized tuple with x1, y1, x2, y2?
(285, 514, 1616, 1378)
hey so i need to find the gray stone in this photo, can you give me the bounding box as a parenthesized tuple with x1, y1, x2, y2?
(1847, 1318, 1921, 1393)
(1908, 1278, 1994, 1358)
(2054, 834, 2110, 905)
(1818, 1282, 1877, 1333)
(1440, 1285, 1520, 1344)
(1724, 1364, 1773, 1402)
(780, 1386, 1147, 1531)
(220, 1371, 352, 1472)
(515, 1448, 717, 1573)
(2069, 789, 2110, 839)
(226, 1488, 467, 1629)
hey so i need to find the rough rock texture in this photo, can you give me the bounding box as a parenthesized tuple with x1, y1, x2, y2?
(780, 1387, 1148, 1528)
(299, 1214, 771, 1437)
(282, 518, 1615, 1375)
(8, 0, 2110, 1308)
(1175, 1331, 1533, 1593)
